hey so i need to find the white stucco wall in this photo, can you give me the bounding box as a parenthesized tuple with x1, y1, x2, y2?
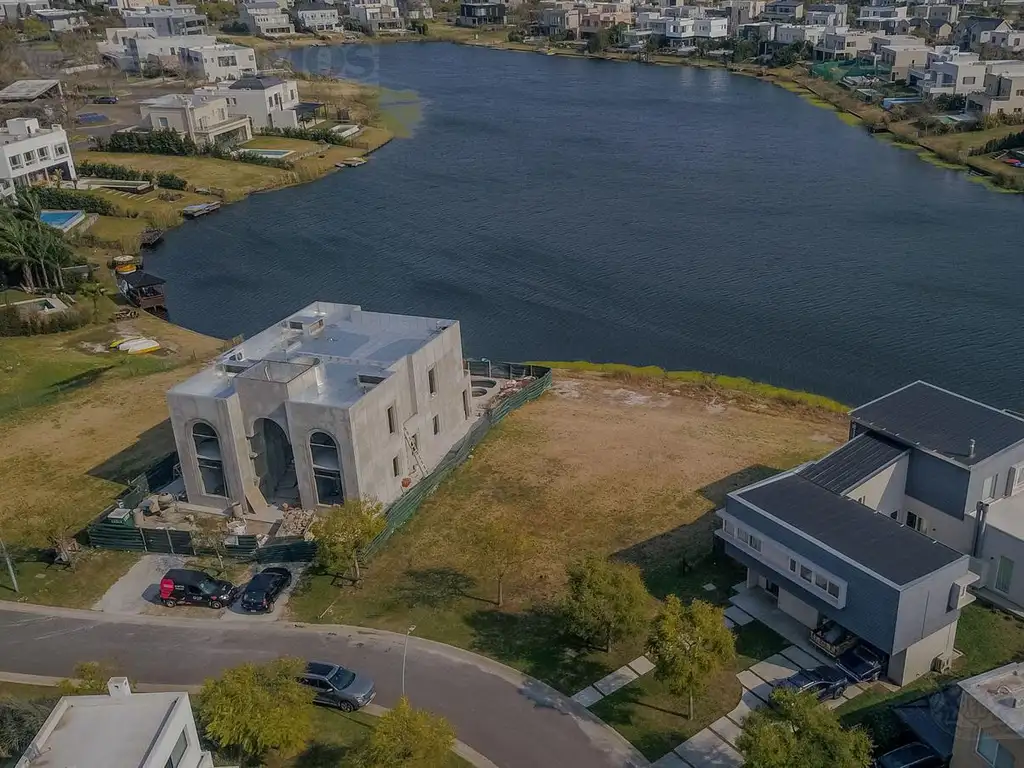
(845, 454, 908, 515)
(778, 587, 819, 628)
(887, 619, 957, 685)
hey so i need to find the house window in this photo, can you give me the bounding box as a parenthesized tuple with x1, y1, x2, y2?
(165, 730, 188, 768)
(55, 143, 67, 156)
(9, 154, 22, 169)
(428, 366, 437, 396)
(1013, 465, 1024, 494)
(310, 431, 343, 506)
(800, 564, 813, 582)
(963, 76, 976, 84)
(387, 405, 397, 434)
(737, 528, 750, 546)
(815, 573, 829, 590)
(432, 414, 440, 435)
(996, 556, 1015, 594)
(983, 473, 1000, 501)
(827, 582, 841, 599)
(748, 534, 762, 552)
(723, 519, 735, 536)
(977, 727, 1015, 768)
(906, 511, 926, 533)
(789, 558, 798, 573)
(462, 389, 470, 420)
(392, 455, 400, 477)
(158, 117, 169, 128)
(192, 421, 226, 497)
(37, 146, 49, 160)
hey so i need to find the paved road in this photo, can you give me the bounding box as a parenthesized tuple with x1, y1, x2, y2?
(0, 603, 645, 768)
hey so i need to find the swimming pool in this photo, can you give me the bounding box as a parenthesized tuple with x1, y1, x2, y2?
(39, 210, 86, 232)
(243, 148, 294, 159)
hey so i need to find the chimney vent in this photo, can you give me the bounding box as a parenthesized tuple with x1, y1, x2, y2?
(969, 438, 976, 459)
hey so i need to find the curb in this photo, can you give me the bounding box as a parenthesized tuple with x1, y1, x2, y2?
(0, 671, 498, 768)
(0, 600, 648, 767)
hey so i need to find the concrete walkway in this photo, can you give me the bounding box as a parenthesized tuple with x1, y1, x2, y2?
(651, 600, 871, 768)
(0, 671, 499, 768)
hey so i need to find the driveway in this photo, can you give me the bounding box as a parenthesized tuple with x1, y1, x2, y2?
(0, 602, 646, 768)
(92, 555, 305, 622)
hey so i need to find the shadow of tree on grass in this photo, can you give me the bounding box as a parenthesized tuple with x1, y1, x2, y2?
(388, 567, 484, 610)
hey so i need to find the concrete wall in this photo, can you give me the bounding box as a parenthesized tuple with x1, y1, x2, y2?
(892, 556, 967, 654)
(951, 693, 1024, 768)
(778, 587, 819, 628)
(904, 494, 977, 552)
(887, 619, 957, 685)
(845, 454, 908, 516)
(978, 519, 1024, 606)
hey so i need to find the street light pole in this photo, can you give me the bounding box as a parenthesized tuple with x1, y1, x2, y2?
(0, 534, 18, 594)
(402, 625, 416, 699)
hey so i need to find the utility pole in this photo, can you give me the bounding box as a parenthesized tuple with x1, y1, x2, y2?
(0, 535, 18, 594)
(402, 625, 416, 698)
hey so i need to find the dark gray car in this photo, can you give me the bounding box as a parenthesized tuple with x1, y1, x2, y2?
(300, 661, 376, 712)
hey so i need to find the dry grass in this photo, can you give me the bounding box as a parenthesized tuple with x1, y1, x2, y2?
(288, 372, 844, 687)
(0, 319, 224, 547)
(79, 152, 294, 197)
(85, 214, 149, 247)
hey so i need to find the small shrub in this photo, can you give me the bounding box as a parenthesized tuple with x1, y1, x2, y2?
(156, 172, 188, 190)
(255, 125, 354, 146)
(0, 304, 92, 337)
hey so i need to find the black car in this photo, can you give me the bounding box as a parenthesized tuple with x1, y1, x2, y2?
(92, 95, 118, 104)
(240, 566, 292, 613)
(775, 665, 849, 701)
(299, 661, 376, 712)
(874, 742, 943, 768)
(838, 644, 885, 683)
(159, 568, 237, 609)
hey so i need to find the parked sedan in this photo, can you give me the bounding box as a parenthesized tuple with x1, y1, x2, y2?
(775, 665, 849, 701)
(300, 661, 376, 712)
(92, 95, 118, 104)
(240, 566, 292, 613)
(874, 742, 943, 768)
(838, 644, 885, 683)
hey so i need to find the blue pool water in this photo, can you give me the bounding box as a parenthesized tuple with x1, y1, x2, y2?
(39, 210, 83, 231)
(245, 149, 294, 158)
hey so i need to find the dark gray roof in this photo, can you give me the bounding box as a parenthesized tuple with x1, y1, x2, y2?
(121, 270, 165, 289)
(799, 433, 907, 494)
(294, 2, 334, 10)
(734, 473, 964, 585)
(850, 381, 1024, 467)
(229, 76, 285, 90)
(965, 15, 1007, 30)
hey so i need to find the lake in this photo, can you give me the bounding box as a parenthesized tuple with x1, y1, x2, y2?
(147, 43, 1024, 407)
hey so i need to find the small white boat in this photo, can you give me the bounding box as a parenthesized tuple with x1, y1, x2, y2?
(341, 157, 367, 167)
(119, 338, 161, 354)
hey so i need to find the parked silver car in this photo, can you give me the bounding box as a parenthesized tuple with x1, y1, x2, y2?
(299, 661, 376, 712)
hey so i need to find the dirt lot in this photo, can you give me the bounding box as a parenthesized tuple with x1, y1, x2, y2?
(288, 371, 846, 684)
(0, 317, 224, 548)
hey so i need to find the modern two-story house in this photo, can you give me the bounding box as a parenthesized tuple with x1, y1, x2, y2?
(719, 380, 1024, 685)
(166, 302, 475, 519)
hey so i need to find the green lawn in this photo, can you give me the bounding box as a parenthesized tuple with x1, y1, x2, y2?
(839, 602, 1024, 752)
(0, 550, 140, 609)
(592, 622, 787, 760)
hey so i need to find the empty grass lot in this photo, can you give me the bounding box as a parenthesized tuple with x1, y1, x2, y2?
(0, 319, 224, 605)
(288, 371, 845, 752)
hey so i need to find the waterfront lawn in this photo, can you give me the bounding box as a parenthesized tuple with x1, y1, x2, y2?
(838, 603, 1024, 752)
(86, 214, 150, 246)
(288, 371, 843, 697)
(79, 152, 294, 198)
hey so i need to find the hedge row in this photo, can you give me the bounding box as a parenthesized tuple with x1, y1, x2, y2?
(76, 160, 189, 190)
(256, 125, 352, 146)
(34, 187, 117, 215)
(971, 129, 1024, 157)
(0, 304, 91, 337)
(90, 129, 292, 169)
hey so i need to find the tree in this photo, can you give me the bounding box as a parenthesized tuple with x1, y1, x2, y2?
(311, 497, 386, 584)
(21, 18, 49, 40)
(350, 697, 454, 768)
(78, 281, 106, 322)
(563, 554, 649, 651)
(191, 514, 229, 570)
(59, 661, 127, 695)
(197, 657, 314, 766)
(474, 517, 532, 607)
(0, 697, 54, 759)
(737, 688, 872, 768)
(587, 29, 610, 54)
(645, 596, 735, 718)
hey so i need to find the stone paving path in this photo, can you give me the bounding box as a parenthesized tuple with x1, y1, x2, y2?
(650, 604, 870, 768)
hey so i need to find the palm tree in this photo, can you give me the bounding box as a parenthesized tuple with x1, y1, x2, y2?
(78, 281, 105, 322)
(0, 218, 36, 293)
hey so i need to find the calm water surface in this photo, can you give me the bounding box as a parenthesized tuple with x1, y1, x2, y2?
(148, 43, 1024, 407)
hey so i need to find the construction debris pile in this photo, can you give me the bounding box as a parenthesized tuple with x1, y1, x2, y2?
(278, 508, 316, 538)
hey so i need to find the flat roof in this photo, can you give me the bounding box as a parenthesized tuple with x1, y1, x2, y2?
(170, 301, 456, 408)
(799, 432, 908, 494)
(851, 381, 1024, 467)
(0, 79, 60, 102)
(24, 690, 184, 767)
(733, 472, 964, 586)
(959, 663, 1024, 739)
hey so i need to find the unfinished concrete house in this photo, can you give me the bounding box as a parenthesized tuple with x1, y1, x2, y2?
(166, 302, 474, 519)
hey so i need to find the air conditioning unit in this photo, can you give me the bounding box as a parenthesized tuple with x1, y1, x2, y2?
(932, 655, 953, 674)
